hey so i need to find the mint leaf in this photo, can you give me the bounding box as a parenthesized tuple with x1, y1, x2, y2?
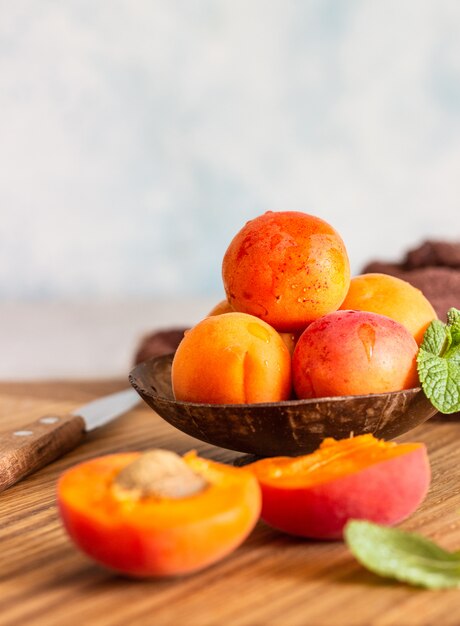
(447, 308, 460, 346)
(345, 520, 460, 590)
(447, 307, 460, 326)
(417, 307, 460, 414)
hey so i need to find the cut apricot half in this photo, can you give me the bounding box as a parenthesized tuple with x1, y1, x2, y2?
(58, 451, 261, 577)
(249, 434, 430, 539)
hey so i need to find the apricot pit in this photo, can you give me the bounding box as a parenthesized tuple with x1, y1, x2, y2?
(113, 449, 208, 500)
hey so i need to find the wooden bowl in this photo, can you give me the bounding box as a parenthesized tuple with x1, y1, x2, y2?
(129, 354, 437, 457)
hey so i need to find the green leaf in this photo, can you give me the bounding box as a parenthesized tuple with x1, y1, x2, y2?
(447, 308, 460, 347)
(344, 520, 460, 590)
(447, 307, 460, 327)
(417, 307, 460, 414)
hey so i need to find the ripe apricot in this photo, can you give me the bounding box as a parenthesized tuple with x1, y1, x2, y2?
(293, 310, 419, 398)
(340, 273, 437, 344)
(58, 450, 261, 577)
(249, 435, 430, 539)
(222, 211, 350, 332)
(172, 312, 292, 404)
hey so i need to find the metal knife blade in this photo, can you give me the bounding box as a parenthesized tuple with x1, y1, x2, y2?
(0, 388, 141, 493)
(72, 388, 140, 430)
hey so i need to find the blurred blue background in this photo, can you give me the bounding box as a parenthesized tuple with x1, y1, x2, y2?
(1, 0, 459, 299)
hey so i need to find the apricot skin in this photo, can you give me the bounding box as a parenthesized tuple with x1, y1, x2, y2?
(278, 331, 300, 356)
(172, 312, 292, 404)
(252, 445, 430, 539)
(222, 211, 350, 332)
(292, 310, 419, 398)
(340, 273, 437, 345)
(207, 299, 300, 355)
(207, 299, 234, 316)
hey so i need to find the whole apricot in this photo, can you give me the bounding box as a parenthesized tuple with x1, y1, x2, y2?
(172, 312, 292, 404)
(293, 310, 419, 398)
(340, 273, 437, 344)
(222, 211, 350, 332)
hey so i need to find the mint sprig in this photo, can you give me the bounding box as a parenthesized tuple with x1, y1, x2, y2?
(345, 520, 460, 590)
(417, 307, 460, 414)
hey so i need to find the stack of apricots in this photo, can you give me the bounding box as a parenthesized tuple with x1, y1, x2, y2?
(58, 211, 436, 578)
(172, 210, 437, 404)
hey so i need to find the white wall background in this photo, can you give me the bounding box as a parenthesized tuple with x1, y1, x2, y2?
(1, 0, 460, 300)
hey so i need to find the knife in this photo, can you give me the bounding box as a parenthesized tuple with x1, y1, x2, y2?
(0, 388, 140, 493)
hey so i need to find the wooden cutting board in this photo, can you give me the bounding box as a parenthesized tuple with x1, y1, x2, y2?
(1, 380, 460, 626)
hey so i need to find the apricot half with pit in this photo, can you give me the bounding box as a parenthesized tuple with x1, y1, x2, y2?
(58, 450, 261, 577)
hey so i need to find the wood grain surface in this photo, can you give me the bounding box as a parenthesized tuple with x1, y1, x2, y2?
(1, 380, 460, 626)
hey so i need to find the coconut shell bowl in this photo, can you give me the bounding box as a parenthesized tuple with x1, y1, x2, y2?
(129, 354, 437, 457)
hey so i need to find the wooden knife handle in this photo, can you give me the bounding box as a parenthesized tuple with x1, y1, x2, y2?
(0, 413, 86, 493)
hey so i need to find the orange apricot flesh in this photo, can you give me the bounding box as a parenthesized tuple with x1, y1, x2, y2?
(250, 436, 425, 488)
